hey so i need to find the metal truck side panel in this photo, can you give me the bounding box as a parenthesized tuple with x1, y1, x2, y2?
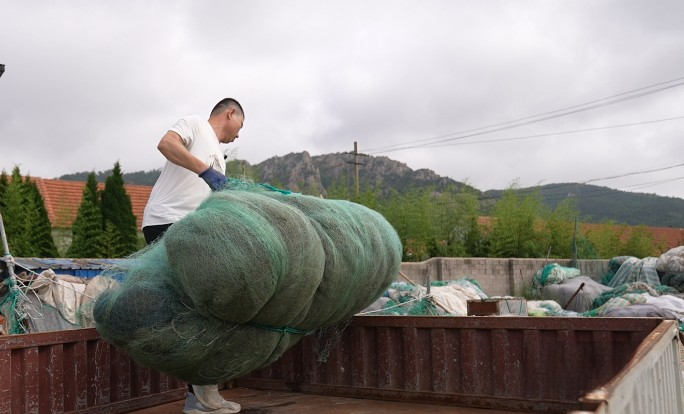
(572, 320, 683, 414)
(237, 316, 679, 413)
(0, 328, 185, 414)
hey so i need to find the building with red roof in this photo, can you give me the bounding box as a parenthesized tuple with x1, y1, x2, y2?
(27, 179, 684, 253)
(32, 178, 152, 230)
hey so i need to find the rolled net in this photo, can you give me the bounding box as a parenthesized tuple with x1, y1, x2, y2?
(94, 180, 402, 384)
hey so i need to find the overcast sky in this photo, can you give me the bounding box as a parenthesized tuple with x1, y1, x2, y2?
(1, 1, 683, 199)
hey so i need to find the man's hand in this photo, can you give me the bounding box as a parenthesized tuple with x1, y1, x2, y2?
(199, 167, 228, 191)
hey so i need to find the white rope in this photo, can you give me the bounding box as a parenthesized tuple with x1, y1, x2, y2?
(14, 267, 96, 299)
(356, 293, 435, 315)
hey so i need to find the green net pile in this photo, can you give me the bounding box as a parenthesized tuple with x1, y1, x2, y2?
(533, 263, 580, 287)
(607, 257, 660, 287)
(93, 181, 402, 384)
(375, 282, 438, 316)
(589, 281, 678, 311)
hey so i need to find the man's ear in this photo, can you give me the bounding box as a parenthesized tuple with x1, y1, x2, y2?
(226, 108, 236, 119)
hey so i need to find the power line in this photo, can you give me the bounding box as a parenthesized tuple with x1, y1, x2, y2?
(620, 175, 684, 191)
(415, 116, 684, 149)
(362, 75, 684, 154)
(368, 81, 684, 155)
(583, 161, 684, 184)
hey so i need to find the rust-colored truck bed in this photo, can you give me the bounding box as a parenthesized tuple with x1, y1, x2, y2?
(0, 316, 681, 413)
(131, 387, 517, 413)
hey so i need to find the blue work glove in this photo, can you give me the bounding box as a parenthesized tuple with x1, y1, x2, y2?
(199, 167, 227, 191)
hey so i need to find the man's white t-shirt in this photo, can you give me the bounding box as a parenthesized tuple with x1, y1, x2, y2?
(142, 115, 225, 228)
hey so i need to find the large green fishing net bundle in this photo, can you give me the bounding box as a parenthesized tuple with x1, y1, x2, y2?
(93, 180, 402, 384)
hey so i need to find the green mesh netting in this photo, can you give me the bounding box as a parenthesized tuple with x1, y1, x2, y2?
(590, 282, 678, 310)
(609, 256, 633, 274)
(661, 273, 684, 292)
(607, 257, 660, 288)
(374, 282, 438, 316)
(585, 293, 650, 317)
(0, 280, 27, 335)
(93, 180, 402, 384)
(599, 256, 636, 286)
(657, 247, 684, 292)
(533, 263, 580, 287)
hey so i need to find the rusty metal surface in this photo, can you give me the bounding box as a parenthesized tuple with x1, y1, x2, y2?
(237, 316, 662, 413)
(130, 387, 521, 414)
(0, 328, 185, 414)
(573, 320, 683, 414)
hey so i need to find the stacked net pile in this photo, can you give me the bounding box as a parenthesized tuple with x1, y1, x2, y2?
(533, 263, 580, 287)
(585, 282, 678, 317)
(93, 181, 402, 384)
(657, 246, 684, 292)
(372, 282, 440, 316)
(540, 276, 612, 313)
(607, 257, 660, 287)
(367, 278, 488, 316)
(600, 256, 633, 285)
(0, 270, 118, 334)
(526, 300, 579, 317)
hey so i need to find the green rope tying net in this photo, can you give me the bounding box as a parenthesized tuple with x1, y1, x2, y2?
(93, 179, 402, 384)
(0, 277, 28, 335)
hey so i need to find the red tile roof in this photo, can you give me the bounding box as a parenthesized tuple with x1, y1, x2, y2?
(32, 178, 152, 229)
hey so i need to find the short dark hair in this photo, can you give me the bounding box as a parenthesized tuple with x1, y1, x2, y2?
(210, 98, 244, 118)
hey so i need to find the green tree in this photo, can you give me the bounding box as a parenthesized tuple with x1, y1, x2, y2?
(585, 220, 623, 259)
(68, 172, 104, 258)
(373, 185, 478, 261)
(382, 187, 433, 261)
(0, 167, 58, 257)
(326, 174, 353, 200)
(488, 183, 542, 258)
(622, 225, 656, 258)
(0, 170, 8, 210)
(429, 187, 464, 257)
(540, 197, 578, 258)
(352, 185, 381, 211)
(1, 167, 29, 255)
(100, 162, 138, 257)
(462, 191, 488, 257)
(21, 176, 58, 257)
(98, 221, 122, 258)
(225, 159, 261, 181)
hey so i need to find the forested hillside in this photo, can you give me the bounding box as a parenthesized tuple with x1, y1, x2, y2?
(484, 183, 684, 228)
(60, 152, 684, 228)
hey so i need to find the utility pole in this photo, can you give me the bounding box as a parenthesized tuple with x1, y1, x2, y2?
(346, 141, 368, 197)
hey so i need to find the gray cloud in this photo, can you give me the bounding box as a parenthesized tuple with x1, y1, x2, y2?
(1, 0, 683, 198)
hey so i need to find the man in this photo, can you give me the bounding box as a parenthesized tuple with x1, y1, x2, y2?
(142, 98, 244, 414)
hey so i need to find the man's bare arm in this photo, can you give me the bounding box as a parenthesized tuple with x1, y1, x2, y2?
(157, 131, 208, 174)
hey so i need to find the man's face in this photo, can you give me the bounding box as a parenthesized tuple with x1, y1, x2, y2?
(222, 110, 244, 144)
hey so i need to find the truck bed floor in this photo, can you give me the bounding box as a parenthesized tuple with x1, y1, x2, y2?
(127, 387, 518, 414)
